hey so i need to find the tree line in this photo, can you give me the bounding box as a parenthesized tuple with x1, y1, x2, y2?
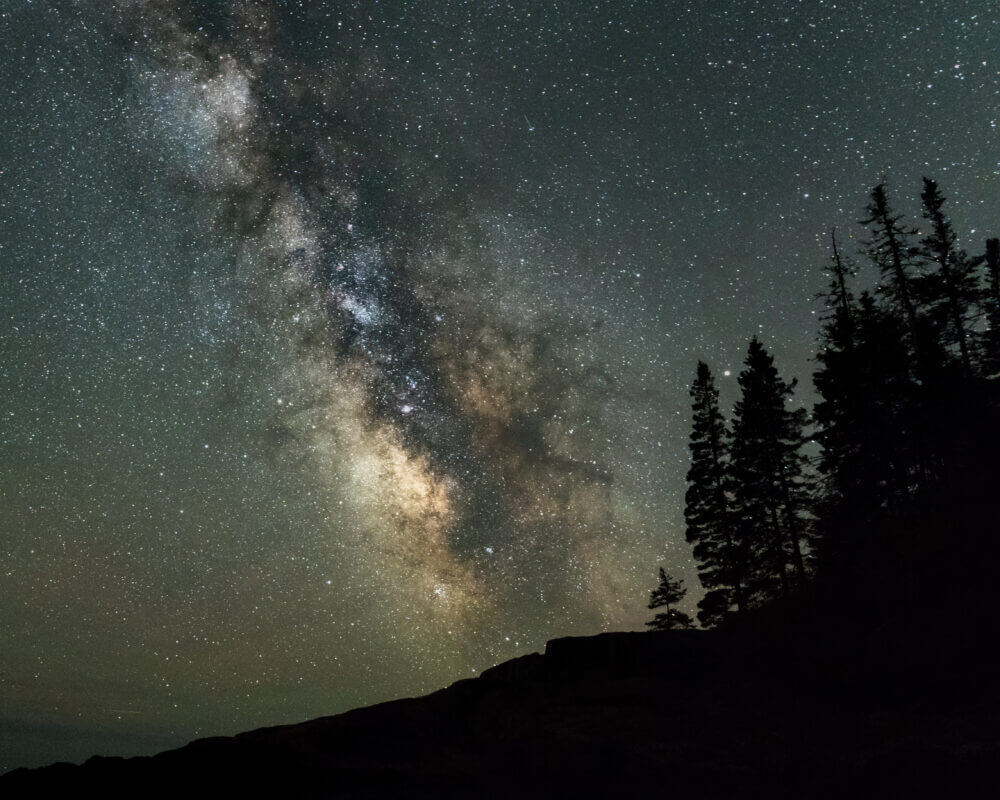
(648, 178, 1000, 630)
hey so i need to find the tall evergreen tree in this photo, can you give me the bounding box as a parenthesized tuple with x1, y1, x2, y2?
(684, 361, 743, 621)
(696, 589, 734, 629)
(917, 178, 978, 375)
(646, 568, 694, 630)
(813, 228, 919, 524)
(860, 182, 952, 489)
(986, 238, 1000, 310)
(861, 183, 922, 348)
(814, 292, 916, 549)
(813, 230, 858, 506)
(982, 238, 1000, 375)
(730, 339, 810, 600)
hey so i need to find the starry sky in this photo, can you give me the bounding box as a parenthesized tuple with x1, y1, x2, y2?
(2, 0, 998, 772)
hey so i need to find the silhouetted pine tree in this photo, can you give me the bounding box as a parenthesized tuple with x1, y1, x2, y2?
(646, 568, 694, 630)
(860, 181, 953, 490)
(848, 293, 919, 512)
(812, 220, 924, 528)
(813, 230, 859, 508)
(986, 239, 1000, 308)
(696, 589, 733, 629)
(861, 183, 922, 353)
(813, 290, 919, 584)
(982, 238, 1000, 375)
(684, 361, 743, 623)
(730, 339, 810, 600)
(917, 178, 979, 375)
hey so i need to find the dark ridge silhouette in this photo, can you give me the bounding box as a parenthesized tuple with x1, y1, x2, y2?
(4, 615, 1000, 799)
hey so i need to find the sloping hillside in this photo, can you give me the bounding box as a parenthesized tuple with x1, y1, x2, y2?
(4, 625, 999, 799)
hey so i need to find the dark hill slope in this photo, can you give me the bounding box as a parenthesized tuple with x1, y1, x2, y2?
(4, 625, 999, 798)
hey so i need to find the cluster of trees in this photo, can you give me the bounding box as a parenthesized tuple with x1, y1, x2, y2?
(648, 178, 1000, 630)
(648, 338, 811, 629)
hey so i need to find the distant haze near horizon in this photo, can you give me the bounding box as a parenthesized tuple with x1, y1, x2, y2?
(2, 0, 998, 772)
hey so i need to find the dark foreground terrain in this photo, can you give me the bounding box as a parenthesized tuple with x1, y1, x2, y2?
(4, 610, 999, 799)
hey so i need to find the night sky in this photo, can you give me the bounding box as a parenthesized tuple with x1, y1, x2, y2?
(2, 0, 998, 771)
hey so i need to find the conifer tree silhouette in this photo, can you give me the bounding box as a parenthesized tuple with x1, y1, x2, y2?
(981, 238, 1000, 375)
(917, 178, 978, 375)
(813, 290, 916, 580)
(813, 231, 859, 508)
(985, 238, 1000, 314)
(646, 568, 694, 630)
(730, 339, 810, 599)
(861, 181, 948, 490)
(861, 183, 922, 355)
(684, 361, 743, 623)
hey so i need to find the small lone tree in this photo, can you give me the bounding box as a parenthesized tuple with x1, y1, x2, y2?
(646, 568, 694, 630)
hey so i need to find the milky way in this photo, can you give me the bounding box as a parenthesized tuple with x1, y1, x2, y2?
(117, 0, 634, 640)
(3, 0, 999, 771)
